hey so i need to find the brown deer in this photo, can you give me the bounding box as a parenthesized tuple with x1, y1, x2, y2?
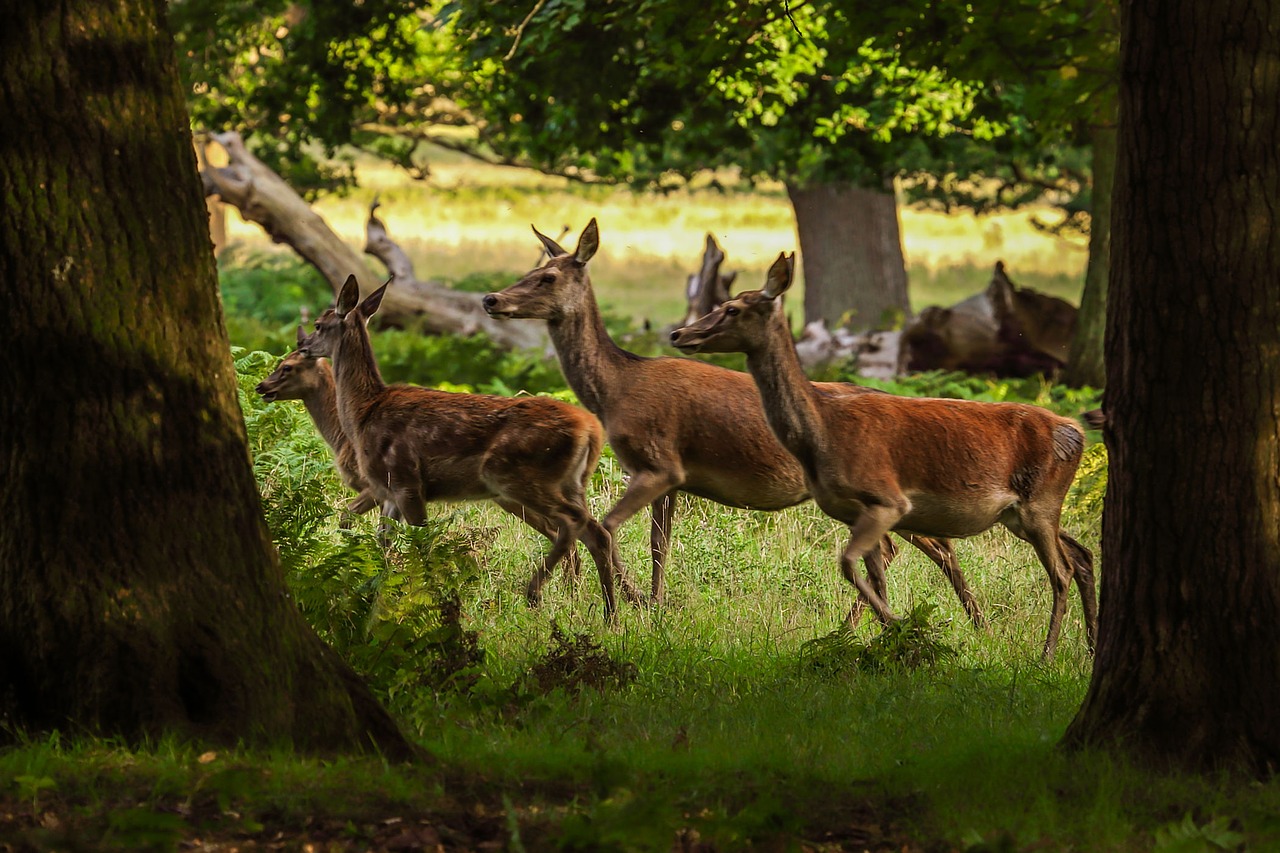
(303, 275, 615, 616)
(255, 326, 381, 521)
(671, 253, 1098, 660)
(482, 219, 983, 629)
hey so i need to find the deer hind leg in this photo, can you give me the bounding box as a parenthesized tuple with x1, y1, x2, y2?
(900, 533, 986, 629)
(601, 468, 683, 606)
(1059, 532, 1097, 653)
(494, 499, 582, 595)
(1014, 521, 1073, 661)
(649, 493, 676, 604)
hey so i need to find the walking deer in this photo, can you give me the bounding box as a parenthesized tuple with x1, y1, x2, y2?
(671, 253, 1098, 660)
(482, 219, 983, 628)
(303, 275, 615, 616)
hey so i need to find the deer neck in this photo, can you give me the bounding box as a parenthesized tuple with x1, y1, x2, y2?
(301, 363, 349, 457)
(744, 312, 827, 469)
(546, 287, 633, 416)
(330, 324, 388, 436)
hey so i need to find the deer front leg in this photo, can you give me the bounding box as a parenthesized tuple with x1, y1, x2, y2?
(846, 536, 895, 628)
(601, 469, 683, 606)
(649, 492, 676, 604)
(837, 506, 903, 626)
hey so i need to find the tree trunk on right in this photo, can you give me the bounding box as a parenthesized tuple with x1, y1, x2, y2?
(786, 182, 910, 333)
(1062, 0, 1280, 774)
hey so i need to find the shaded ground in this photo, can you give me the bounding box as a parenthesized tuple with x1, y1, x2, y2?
(0, 779, 938, 851)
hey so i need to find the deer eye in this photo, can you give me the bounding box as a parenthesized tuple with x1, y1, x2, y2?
(539, 274, 555, 286)
(725, 306, 740, 316)
(281, 364, 292, 374)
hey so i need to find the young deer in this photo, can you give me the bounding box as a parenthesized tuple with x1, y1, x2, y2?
(482, 219, 983, 629)
(304, 276, 613, 615)
(255, 326, 381, 521)
(671, 253, 1098, 660)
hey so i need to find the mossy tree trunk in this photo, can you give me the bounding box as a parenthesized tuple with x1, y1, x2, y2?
(0, 0, 413, 758)
(787, 181, 910, 333)
(1062, 0, 1280, 774)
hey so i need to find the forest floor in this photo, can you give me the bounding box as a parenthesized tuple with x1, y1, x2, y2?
(0, 774, 942, 851)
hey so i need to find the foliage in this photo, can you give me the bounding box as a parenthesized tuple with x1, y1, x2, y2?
(516, 623, 638, 698)
(800, 604, 958, 675)
(444, 1, 1012, 191)
(218, 255, 568, 394)
(172, 0, 457, 195)
(233, 348, 485, 709)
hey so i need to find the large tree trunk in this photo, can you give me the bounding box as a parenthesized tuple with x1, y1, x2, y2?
(1062, 120, 1116, 389)
(786, 181, 910, 332)
(201, 132, 545, 351)
(0, 0, 414, 758)
(1062, 0, 1280, 774)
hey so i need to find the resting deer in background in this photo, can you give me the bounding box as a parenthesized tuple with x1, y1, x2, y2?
(304, 276, 615, 616)
(671, 253, 1098, 660)
(482, 219, 984, 629)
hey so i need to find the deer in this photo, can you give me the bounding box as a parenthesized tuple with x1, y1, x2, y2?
(670, 253, 1098, 660)
(255, 326, 383, 523)
(481, 219, 984, 630)
(302, 275, 615, 617)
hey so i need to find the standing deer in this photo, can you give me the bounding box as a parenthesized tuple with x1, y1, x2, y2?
(303, 275, 615, 616)
(256, 326, 381, 521)
(482, 219, 983, 629)
(671, 253, 1098, 660)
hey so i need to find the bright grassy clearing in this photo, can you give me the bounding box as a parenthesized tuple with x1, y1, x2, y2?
(215, 148, 1088, 326)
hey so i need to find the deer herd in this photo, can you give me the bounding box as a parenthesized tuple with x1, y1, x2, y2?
(255, 219, 1098, 661)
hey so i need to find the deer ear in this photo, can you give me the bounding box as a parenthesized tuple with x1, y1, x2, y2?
(763, 252, 794, 299)
(574, 218, 599, 266)
(532, 224, 569, 258)
(296, 325, 307, 347)
(359, 277, 391, 319)
(337, 275, 361, 315)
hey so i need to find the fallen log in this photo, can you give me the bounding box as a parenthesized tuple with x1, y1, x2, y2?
(199, 131, 545, 351)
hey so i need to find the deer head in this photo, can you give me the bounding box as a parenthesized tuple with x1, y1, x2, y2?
(482, 219, 600, 321)
(670, 252, 795, 355)
(303, 275, 389, 360)
(256, 326, 325, 402)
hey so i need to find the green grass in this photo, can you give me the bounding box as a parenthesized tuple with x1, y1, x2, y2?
(2, 351, 1273, 850)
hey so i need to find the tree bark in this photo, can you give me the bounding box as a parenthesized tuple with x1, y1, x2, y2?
(201, 131, 545, 351)
(786, 181, 910, 332)
(1062, 120, 1116, 389)
(1062, 0, 1280, 774)
(0, 0, 414, 758)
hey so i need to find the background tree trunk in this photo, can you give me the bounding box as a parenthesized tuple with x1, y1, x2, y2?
(786, 181, 910, 332)
(201, 132, 545, 351)
(0, 0, 413, 758)
(1062, 121, 1116, 389)
(1062, 0, 1280, 774)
